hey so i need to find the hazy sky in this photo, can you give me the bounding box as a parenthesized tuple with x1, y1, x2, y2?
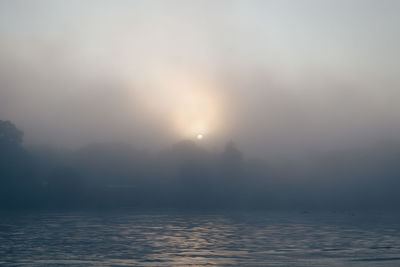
(0, 0, 399, 156)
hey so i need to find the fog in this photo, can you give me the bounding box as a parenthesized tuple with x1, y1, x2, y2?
(1, 1, 400, 210)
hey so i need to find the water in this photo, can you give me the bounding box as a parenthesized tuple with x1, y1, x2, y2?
(1, 211, 400, 266)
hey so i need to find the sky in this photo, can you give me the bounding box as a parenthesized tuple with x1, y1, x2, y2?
(0, 0, 399, 157)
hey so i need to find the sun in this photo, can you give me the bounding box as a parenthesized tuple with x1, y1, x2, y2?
(196, 134, 204, 140)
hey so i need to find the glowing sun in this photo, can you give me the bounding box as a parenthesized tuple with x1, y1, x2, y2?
(196, 134, 204, 140)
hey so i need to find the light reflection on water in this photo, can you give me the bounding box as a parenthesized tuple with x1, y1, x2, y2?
(1, 211, 400, 266)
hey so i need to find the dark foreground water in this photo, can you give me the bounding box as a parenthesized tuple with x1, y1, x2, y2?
(1, 211, 400, 266)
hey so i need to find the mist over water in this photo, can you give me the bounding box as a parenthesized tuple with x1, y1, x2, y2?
(1, 0, 400, 266)
(1, 0, 400, 210)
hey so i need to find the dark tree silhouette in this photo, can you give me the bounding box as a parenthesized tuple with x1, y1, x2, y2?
(0, 120, 23, 145)
(0, 120, 39, 208)
(220, 141, 243, 173)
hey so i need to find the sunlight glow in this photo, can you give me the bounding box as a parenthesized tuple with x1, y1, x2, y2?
(135, 70, 225, 141)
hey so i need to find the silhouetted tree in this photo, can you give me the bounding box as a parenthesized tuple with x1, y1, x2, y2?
(0, 120, 23, 145)
(0, 120, 39, 208)
(220, 141, 243, 174)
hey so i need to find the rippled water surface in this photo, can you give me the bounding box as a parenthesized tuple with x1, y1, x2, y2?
(1, 211, 400, 266)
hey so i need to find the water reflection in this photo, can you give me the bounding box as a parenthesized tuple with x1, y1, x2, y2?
(1, 212, 400, 266)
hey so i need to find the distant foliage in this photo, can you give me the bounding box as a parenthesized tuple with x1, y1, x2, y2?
(0, 120, 23, 145)
(0, 120, 39, 209)
(2, 119, 400, 211)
